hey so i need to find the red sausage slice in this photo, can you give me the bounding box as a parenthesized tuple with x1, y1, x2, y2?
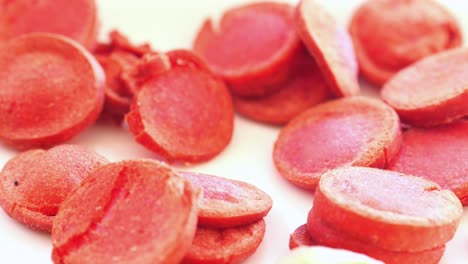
(307, 211, 446, 264)
(180, 172, 272, 228)
(349, 0, 462, 86)
(289, 224, 314, 249)
(234, 49, 331, 125)
(273, 97, 401, 190)
(388, 120, 468, 204)
(381, 48, 468, 127)
(182, 219, 266, 264)
(0, 0, 98, 48)
(126, 51, 234, 163)
(0, 145, 107, 232)
(312, 167, 463, 252)
(52, 160, 198, 264)
(0, 33, 105, 149)
(296, 0, 360, 97)
(193, 2, 302, 97)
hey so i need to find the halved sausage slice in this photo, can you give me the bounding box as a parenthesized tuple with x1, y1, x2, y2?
(52, 160, 198, 264)
(0, 0, 98, 48)
(181, 172, 272, 228)
(193, 2, 302, 97)
(381, 48, 468, 127)
(273, 97, 401, 190)
(312, 167, 463, 252)
(296, 0, 360, 97)
(0, 33, 105, 149)
(182, 219, 266, 264)
(388, 120, 468, 204)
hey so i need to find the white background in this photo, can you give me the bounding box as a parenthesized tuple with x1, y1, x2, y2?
(0, 0, 467, 263)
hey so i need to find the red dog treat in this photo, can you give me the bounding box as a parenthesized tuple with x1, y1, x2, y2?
(296, 0, 360, 97)
(126, 50, 234, 163)
(0, 145, 107, 232)
(308, 211, 446, 264)
(0, 0, 99, 48)
(381, 48, 468, 127)
(0, 33, 105, 149)
(273, 97, 401, 190)
(349, 0, 462, 86)
(312, 167, 463, 252)
(182, 219, 266, 264)
(234, 49, 331, 125)
(289, 224, 314, 249)
(52, 160, 198, 264)
(181, 172, 272, 228)
(388, 120, 468, 204)
(193, 2, 302, 97)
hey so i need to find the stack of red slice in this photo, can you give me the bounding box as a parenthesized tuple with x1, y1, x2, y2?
(180, 172, 272, 264)
(290, 167, 463, 264)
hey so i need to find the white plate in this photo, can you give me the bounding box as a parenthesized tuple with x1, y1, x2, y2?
(0, 0, 467, 263)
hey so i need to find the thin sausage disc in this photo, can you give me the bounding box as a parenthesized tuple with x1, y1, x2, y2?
(0, 33, 105, 149)
(273, 97, 401, 190)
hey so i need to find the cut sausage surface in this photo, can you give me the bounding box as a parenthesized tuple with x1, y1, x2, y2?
(126, 51, 234, 163)
(273, 97, 401, 190)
